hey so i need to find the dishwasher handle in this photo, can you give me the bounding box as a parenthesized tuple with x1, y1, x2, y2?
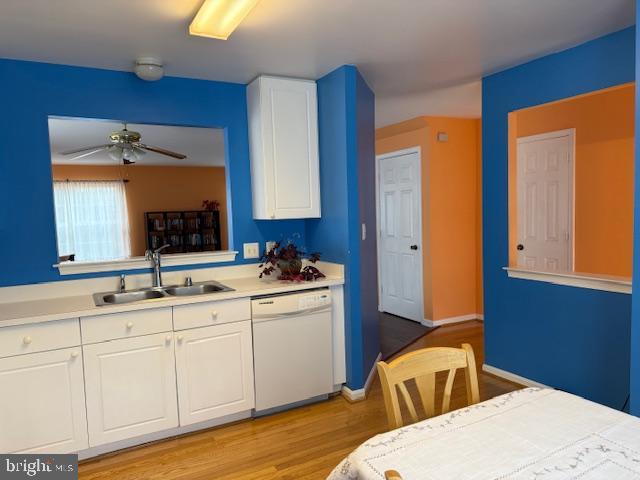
(252, 305, 331, 323)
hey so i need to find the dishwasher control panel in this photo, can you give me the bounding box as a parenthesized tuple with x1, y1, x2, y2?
(298, 290, 331, 310)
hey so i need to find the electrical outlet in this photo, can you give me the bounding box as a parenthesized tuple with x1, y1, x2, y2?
(243, 242, 260, 259)
(265, 240, 276, 253)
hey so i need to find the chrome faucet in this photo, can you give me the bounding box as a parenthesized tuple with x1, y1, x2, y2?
(146, 244, 171, 288)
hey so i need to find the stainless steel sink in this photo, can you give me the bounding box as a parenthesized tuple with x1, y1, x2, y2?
(93, 280, 233, 306)
(99, 289, 167, 305)
(164, 282, 231, 297)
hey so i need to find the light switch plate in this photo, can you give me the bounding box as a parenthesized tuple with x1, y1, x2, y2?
(243, 242, 260, 259)
(265, 241, 276, 253)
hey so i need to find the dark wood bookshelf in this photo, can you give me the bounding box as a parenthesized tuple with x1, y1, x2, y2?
(145, 210, 221, 254)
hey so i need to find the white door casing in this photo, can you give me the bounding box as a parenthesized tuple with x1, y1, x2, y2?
(516, 129, 574, 271)
(174, 321, 255, 426)
(376, 148, 424, 322)
(83, 333, 179, 447)
(0, 348, 88, 453)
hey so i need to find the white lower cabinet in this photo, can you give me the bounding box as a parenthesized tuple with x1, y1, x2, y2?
(83, 332, 179, 447)
(175, 320, 255, 426)
(0, 348, 88, 453)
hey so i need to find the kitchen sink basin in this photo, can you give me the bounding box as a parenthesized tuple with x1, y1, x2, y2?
(100, 289, 166, 305)
(93, 280, 233, 306)
(164, 283, 229, 297)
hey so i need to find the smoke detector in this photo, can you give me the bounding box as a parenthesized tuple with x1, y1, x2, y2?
(134, 57, 164, 81)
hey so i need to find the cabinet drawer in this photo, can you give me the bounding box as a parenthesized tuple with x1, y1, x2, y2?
(173, 299, 251, 331)
(0, 319, 80, 359)
(81, 307, 172, 344)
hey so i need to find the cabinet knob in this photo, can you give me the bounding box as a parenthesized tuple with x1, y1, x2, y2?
(70, 351, 79, 359)
(126, 321, 134, 329)
(23, 336, 32, 345)
(211, 311, 219, 320)
(165, 335, 172, 343)
(177, 335, 184, 342)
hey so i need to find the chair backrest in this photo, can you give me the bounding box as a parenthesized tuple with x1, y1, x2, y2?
(376, 343, 479, 429)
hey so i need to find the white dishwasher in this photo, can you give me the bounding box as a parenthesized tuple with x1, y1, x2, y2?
(251, 288, 333, 413)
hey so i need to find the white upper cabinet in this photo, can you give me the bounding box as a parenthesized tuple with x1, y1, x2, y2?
(247, 76, 321, 219)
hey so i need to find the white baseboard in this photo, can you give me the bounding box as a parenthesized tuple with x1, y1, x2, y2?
(421, 313, 484, 327)
(342, 352, 382, 402)
(482, 364, 550, 388)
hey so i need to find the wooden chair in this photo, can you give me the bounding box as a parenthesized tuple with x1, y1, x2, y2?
(384, 470, 403, 480)
(377, 343, 480, 430)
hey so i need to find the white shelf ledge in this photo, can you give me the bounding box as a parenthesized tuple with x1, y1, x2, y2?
(55, 251, 238, 276)
(504, 267, 631, 294)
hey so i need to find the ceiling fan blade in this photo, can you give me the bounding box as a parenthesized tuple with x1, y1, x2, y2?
(137, 143, 187, 159)
(64, 146, 110, 161)
(60, 144, 113, 156)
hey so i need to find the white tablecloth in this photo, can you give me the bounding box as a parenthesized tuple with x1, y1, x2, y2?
(328, 388, 640, 479)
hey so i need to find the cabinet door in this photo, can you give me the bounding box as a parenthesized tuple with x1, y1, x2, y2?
(83, 333, 178, 447)
(249, 76, 321, 219)
(0, 348, 88, 453)
(175, 321, 254, 426)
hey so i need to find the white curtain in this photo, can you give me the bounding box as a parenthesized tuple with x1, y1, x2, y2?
(54, 181, 131, 262)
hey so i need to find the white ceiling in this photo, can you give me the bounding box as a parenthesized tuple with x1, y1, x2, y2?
(49, 118, 226, 166)
(1, 1, 634, 127)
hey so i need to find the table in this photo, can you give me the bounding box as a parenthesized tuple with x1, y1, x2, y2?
(328, 388, 640, 479)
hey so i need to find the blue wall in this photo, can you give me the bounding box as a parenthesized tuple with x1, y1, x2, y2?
(355, 70, 381, 381)
(308, 65, 379, 389)
(0, 58, 305, 287)
(482, 27, 634, 409)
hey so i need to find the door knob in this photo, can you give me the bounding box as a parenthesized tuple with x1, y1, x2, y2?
(517, 244, 524, 251)
(126, 321, 134, 329)
(410, 245, 418, 250)
(23, 336, 32, 345)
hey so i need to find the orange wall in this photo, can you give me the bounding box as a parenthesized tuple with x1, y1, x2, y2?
(508, 83, 634, 277)
(52, 165, 228, 256)
(376, 116, 482, 321)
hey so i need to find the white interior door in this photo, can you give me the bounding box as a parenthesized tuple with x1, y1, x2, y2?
(377, 149, 423, 322)
(516, 130, 574, 271)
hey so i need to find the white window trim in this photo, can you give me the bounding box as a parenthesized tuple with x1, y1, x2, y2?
(55, 250, 238, 275)
(504, 267, 631, 294)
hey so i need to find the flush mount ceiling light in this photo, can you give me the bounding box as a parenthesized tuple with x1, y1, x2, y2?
(189, 0, 261, 40)
(134, 57, 164, 81)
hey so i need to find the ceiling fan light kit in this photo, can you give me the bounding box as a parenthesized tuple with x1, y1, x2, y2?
(134, 57, 164, 81)
(60, 124, 187, 165)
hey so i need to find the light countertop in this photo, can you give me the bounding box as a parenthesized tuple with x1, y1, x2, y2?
(0, 275, 344, 328)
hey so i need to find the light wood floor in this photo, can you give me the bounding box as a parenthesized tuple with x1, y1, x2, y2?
(79, 320, 521, 480)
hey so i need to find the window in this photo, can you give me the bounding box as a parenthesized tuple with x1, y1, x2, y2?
(54, 181, 131, 262)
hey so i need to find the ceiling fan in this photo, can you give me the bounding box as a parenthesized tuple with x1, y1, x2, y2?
(60, 124, 187, 164)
